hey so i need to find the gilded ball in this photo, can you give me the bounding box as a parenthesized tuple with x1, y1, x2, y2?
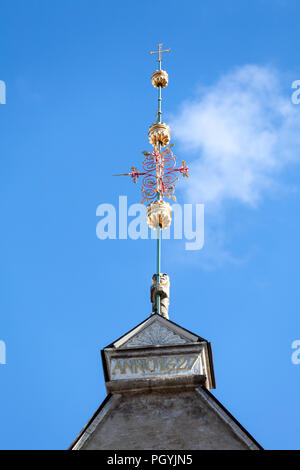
(148, 122, 171, 147)
(147, 200, 172, 230)
(151, 70, 169, 89)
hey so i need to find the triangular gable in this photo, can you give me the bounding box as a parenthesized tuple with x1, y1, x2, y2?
(106, 314, 206, 349)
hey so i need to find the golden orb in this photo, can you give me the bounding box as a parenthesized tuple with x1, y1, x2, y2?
(148, 122, 171, 147)
(151, 70, 169, 88)
(147, 199, 172, 230)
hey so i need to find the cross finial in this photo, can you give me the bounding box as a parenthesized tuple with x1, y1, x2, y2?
(150, 43, 170, 64)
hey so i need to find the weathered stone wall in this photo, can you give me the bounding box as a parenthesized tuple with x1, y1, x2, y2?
(81, 389, 250, 450)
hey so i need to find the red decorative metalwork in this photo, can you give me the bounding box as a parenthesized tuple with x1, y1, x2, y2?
(115, 146, 189, 204)
(114, 146, 189, 203)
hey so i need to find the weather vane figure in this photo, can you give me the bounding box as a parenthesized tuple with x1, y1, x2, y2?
(114, 43, 189, 317)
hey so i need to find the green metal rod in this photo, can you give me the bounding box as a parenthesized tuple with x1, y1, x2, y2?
(158, 85, 162, 124)
(156, 54, 163, 314)
(157, 226, 161, 273)
(153, 44, 169, 315)
(156, 133, 162, 315)
(156, 225, 161, 315)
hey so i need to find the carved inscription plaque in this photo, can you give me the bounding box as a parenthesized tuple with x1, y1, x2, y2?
(110, 353, 201, 380)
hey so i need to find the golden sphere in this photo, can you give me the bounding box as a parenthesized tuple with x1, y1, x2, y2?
(148, 122, 171, 147)
(151, 69, 169, 88)
(147, 200, 172, 230)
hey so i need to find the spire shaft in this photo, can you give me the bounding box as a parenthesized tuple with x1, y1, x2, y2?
(156, 225, 161, 314)
(150, 43, 170, 316)
(156, 138, 162, 314)
(158, 84, 162, 123)
(114, 44, 189, 318)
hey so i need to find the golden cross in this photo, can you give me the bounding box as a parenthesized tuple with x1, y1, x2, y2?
(150, 43, 170, 63)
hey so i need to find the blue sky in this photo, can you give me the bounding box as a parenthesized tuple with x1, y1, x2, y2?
(0, 0, 300, 450)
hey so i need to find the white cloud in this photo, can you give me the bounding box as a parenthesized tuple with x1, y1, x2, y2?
(169, 65, 300, 268)
(171, 65, 300, 210)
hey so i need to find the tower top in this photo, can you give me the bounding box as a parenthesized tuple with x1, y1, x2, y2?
(114, 45, 189, 318)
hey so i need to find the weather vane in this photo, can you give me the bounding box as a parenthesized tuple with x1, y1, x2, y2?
(114, 43, 189, 316)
